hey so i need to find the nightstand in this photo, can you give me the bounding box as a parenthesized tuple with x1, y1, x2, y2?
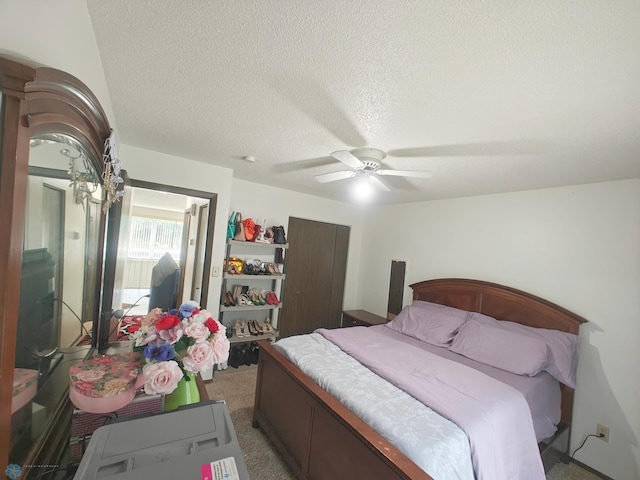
(341, 310, 388, 327)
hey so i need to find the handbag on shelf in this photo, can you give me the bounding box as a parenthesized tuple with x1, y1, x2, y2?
(272, 225, 287, 245)
(242, 217, 258, 242)
(263, 227, 274, 243)
(234, 212, 245, 241)
(226, 211, 236, 239)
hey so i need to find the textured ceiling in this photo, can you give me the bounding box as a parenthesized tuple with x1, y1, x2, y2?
(87, 0, 640, 205)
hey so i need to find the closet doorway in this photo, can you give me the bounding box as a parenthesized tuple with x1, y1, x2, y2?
(279, 217, 349, 338)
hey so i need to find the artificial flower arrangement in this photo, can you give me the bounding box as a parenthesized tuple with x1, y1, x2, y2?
(129, 301, 230, 395)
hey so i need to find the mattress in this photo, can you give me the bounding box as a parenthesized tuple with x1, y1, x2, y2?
(274, 326, 561, 479)
(372, 324, 562, 442)
(275, 333, 475, 480)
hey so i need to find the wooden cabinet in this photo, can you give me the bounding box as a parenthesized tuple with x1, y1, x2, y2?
(279, 218, 349, 338)
(341, 310, 388, 327)
(219, 239, 287, 343)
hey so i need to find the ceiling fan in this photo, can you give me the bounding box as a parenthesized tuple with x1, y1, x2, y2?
(313, 147, 433, 192)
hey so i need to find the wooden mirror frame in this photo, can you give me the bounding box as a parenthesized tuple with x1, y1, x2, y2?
(0, 54, 112, 472)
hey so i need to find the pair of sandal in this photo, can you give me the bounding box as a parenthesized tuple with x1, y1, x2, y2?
(230, 285, 253, 306)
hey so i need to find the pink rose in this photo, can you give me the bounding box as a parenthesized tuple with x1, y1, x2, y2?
(142, 361, 183, 395)
(159, 325, 183, 344)
(182, 342, 215, 373)
(182, 320, 210, 342)
(211, 334, 230, 364)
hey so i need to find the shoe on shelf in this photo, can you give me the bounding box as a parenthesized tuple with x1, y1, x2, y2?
(249, 342, 260, 364)
(265, 291, 280, 305)
(251, 320, 262, 336)
(235, 321, 245, 338)
(224, 321, 234, 338)
(224, 291, 235, 307)
(236, 292, 253, 306)
(241, 320, 251, 337)
(228, 346, 240, 368)
(250, 288, 266, 305)
(240, 344, 252, 366)
(262, 318, 276, 334)
(232, 285, 243, 303)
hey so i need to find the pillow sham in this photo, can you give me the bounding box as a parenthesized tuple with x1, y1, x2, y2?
(449, 319, 551, 376)
(468, 312, 581, 388)
(385, 300, 468, 347)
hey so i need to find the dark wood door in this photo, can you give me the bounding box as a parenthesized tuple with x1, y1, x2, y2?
(279, 217, 349, 338)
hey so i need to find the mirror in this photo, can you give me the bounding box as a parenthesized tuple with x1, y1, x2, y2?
(10, 134, 104, 465)
(0, 53, 112, 474)
(109, 183, 214, 321)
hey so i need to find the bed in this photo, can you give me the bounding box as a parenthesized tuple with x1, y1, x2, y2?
(252, 278, 586, 480)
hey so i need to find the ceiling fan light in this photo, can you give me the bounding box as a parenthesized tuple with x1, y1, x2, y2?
(353, 176, 374, 202)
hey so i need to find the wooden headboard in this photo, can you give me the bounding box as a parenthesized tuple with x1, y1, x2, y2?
(411, 278, 586, 436)
(411, 278, 585, 335)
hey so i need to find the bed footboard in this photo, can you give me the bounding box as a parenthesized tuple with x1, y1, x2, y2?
(252, 340, 432, 480)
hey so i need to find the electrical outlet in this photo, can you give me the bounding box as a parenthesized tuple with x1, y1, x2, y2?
(596, 424, 610, 442)
(211, 266, 220, 277)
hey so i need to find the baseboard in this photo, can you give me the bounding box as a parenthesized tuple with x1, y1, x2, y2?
(569, 458, 614, 480)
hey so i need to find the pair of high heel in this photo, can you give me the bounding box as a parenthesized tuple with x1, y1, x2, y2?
(262, 318, 276, 334)
(234, 320, 249, 337)
(266, 262, 282, 275)
(224, 291, 235, 307)
(234, 319, 265, 337)
(248, 288, 266, 305)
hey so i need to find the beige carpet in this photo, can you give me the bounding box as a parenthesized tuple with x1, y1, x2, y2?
(206, 366, 296, 479)
(206, 366, 602, 480)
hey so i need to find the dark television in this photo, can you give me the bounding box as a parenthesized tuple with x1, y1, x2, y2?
(15, 248, 56, 369)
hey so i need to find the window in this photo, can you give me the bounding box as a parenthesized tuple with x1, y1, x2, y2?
(129, 216, 183, 260)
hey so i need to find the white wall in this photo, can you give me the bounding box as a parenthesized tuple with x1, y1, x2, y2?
(230, 178, 365, 310)
(358, 179, 640, 480)
(0, 0, 116, 127)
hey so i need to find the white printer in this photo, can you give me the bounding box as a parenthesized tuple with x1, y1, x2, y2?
(73, 401, 250, 480)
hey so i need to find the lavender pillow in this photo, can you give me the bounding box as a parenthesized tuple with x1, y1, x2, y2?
(385, 300, 469, 347)
(469, 312, 581, 387)
(449, 319, 551, 376)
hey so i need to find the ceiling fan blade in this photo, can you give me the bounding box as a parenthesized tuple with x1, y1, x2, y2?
(314, 170, 356, 183)
(368, 175, 390, 192)
(330, 150, 364, 169)
(387, 140, 548, 158)
(377, 169, 433, 178)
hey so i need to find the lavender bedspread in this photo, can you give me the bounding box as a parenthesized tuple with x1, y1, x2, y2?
(318, 327, 546, 480)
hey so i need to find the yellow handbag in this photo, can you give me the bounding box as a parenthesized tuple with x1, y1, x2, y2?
(225, 257, 244, 274)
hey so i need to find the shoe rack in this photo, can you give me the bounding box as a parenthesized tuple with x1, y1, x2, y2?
(219, 238, 287, 344)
